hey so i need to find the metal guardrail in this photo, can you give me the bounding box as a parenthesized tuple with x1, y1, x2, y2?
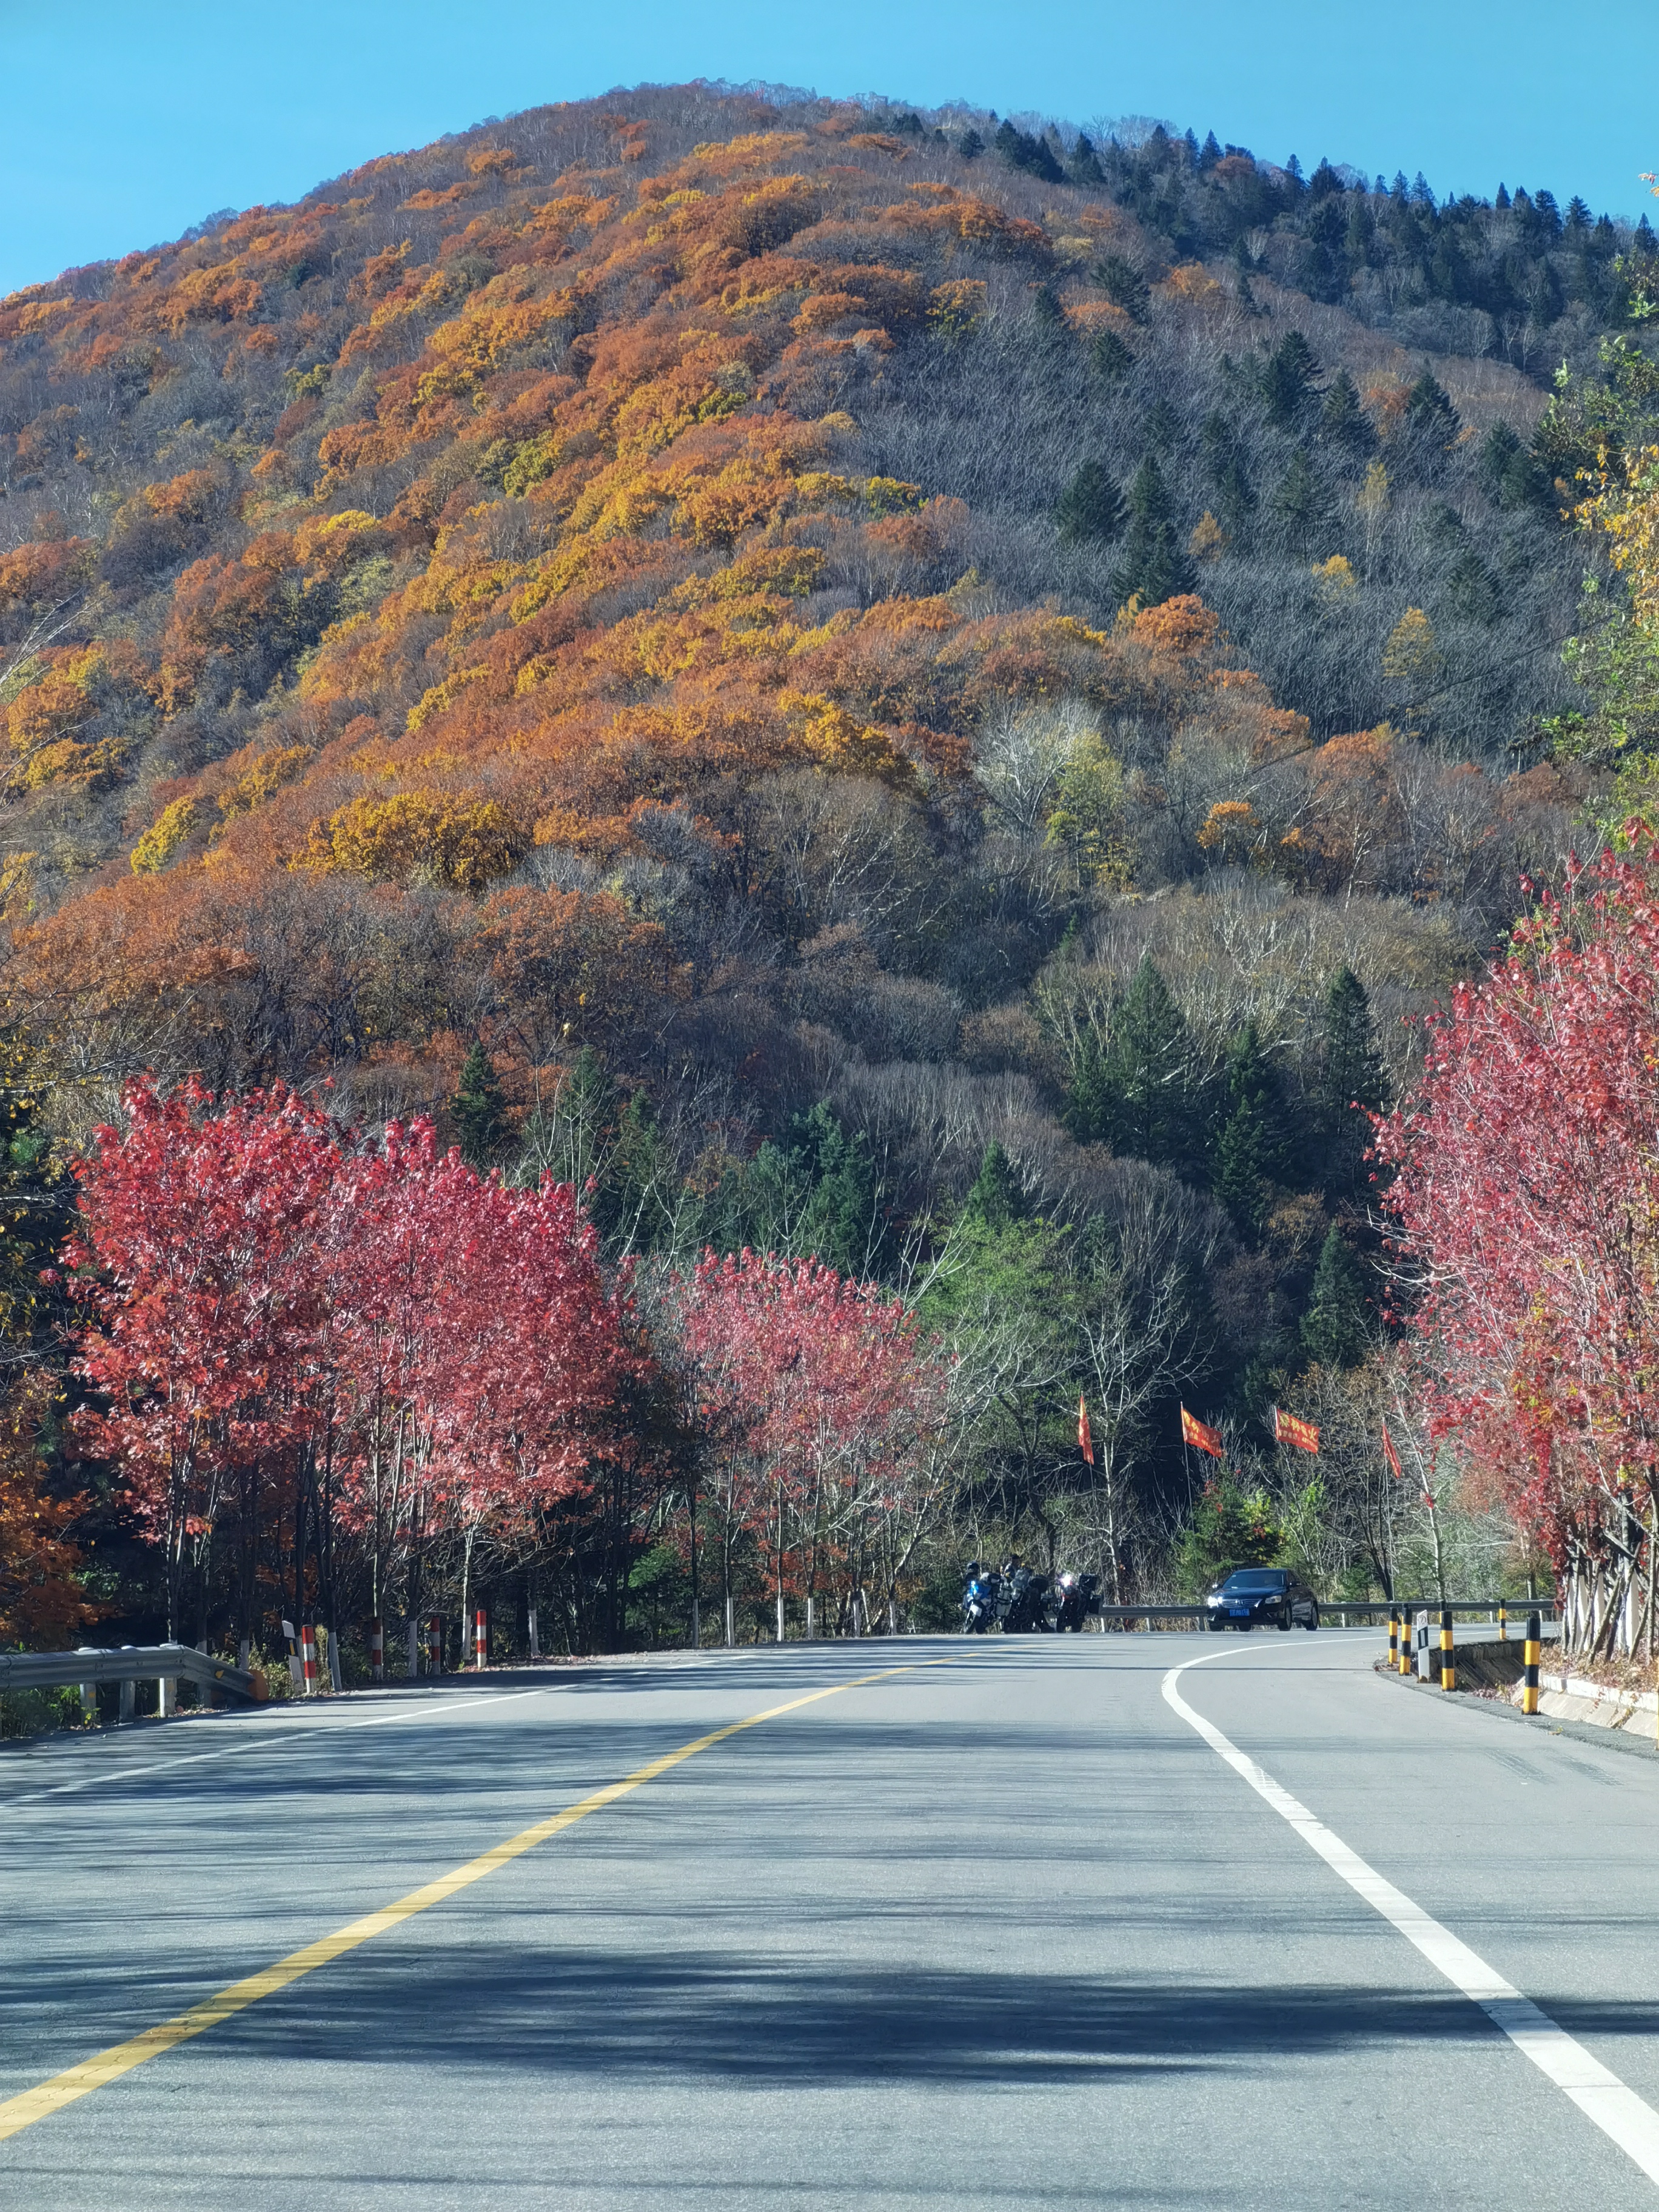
(1089, 1600, 1560, 1626)
(1298, 1599, 1559, 1618)
(0, 1643, 262, 1705)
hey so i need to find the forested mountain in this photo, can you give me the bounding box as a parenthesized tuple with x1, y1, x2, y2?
(0, 82, 1652, 1654)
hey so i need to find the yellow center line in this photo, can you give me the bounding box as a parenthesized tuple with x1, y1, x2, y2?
(0, 1657, 953, 2144)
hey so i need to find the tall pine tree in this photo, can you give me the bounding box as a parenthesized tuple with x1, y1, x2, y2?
(1055, 461, 1125, 545)
(1112, 458, 1191, 608)
(1066, 953, 1204, 1177)
(1317, 967, 1389, 1201)
(1299, 1226, 1373, 1367)
(1213, 1022, 1292, 1233)
(451, 1042, 508, 1171)
(964, 1141, 1026, 1232)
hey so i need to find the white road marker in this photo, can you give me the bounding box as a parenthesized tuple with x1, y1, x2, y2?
(1163, 1651, 1659, 2187)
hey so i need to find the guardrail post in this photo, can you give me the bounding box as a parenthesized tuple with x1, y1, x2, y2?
(300, 1623, 318, 1697)
(1523, 1612, 1541, 1714)
(369, 1619, 384, 1683)
(158, 1671, 173, 1718)
(119, 1666, 135, 1724)
(1388, 1607, 1399, 1669)
(1439, 1607, 1455, 1691)
(474, 1606, 487, 1671)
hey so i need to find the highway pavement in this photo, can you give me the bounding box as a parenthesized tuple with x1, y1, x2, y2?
(4, 1629, 1659, 2208)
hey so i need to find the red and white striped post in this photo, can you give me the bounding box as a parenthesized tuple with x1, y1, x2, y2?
(474, 1607, 488, 1671)
(300, 1623, 318, 1697)
(426, 1617, 443, 1675)
(368, 1619, 384, 1683)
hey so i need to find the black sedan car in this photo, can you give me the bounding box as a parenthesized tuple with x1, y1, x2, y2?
(1204, 1567, 1319, 1631)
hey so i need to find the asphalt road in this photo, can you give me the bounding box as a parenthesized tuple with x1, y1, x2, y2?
(4, 1629, 1659, 2210)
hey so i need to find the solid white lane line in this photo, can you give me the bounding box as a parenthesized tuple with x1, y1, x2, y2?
(1163, 1652, 1659, 2187)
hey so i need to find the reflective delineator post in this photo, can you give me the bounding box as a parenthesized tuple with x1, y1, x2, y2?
(1401, 1610, 1415, 1677)
(1498, 1599, 1508, 1643)
(427, 1617, 443, 1675)
(474, 1607, 487, 1671)
(300, 1623, 318, 1697)
(1522, 1612, 1541, 1714)
(528, 1604, 539, 1660)
(1439, 1606, 1455, 1691)
(369, 1619, 384, 1684)
(1387, 1607, 1399, 1669)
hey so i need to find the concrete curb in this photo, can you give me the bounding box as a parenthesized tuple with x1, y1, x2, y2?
(1379, 1659, 1659, 1765)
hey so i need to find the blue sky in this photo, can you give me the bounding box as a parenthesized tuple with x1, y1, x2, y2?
(3, 0, 1654, 296)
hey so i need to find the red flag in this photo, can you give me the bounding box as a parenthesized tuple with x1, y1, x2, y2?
(1381, 1424, 1405, 1482)
(1180, 1404, 1224, 1458)
(1272, 1406, 1320, 1454)
(1077, 1394, 1094, 1467)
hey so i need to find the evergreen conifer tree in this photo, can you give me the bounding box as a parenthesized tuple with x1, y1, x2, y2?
(1270, 449, 1326, 545)
(1056, 461, 1125, 544)
(1112, 458, 1192, 608)
(964, 1141, 1026, 1232)
(1094, 255, 1150, 323)
(1259, 330, 1320, 425)
(1069, 133, 1105, 187)
(1067, 953, 1203, 1175)
(1216, 453, 1256, 538)
(1144, 398, 1180, 452)
(1090, 328, 1133, 381)
(1406, 372, 1460, 447)
(1319, 368, 1374, 452)
(789, 1102, 886, 1279)
(452, 1042, 508, 1171)
(1317, 967, 1389, 1199)
(1446, 549, 1501, 624)
(1213, 1022, 1291, 1233)
(1299, 1226, 1373, 1367)
(597, 1090, 679, 1256)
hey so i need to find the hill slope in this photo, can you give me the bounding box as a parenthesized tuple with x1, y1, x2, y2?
(0, 86, 1627, 1338)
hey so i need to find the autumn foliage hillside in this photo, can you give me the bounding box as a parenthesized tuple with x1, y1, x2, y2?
(1, 82, 1649, 1655)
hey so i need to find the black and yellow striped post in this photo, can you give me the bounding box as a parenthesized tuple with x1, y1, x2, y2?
(1439, 1606, 1455, 1691)
(1388, 1607, 1399, 1669)
(1498, 1599, 1508, 1643)
(1521, 1611, 1541, 1714)
(1399, 1609, 1413, 1676)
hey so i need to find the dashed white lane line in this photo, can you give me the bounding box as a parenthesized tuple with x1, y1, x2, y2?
(1164, 1649, 1659, 2188)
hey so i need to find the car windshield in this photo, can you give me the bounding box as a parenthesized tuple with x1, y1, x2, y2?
(1220, 1570, 1287, 1593)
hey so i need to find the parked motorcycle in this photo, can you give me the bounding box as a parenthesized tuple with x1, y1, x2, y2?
(1052, 1570, 1101, 1631)
(960, 1563, 1002, 1634)
(1000, 1561, 1054, 1634)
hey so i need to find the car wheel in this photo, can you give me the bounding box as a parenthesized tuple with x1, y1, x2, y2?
(1304, 1604, 1320, 1632)
(1276, 1605, 1292, 1631)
